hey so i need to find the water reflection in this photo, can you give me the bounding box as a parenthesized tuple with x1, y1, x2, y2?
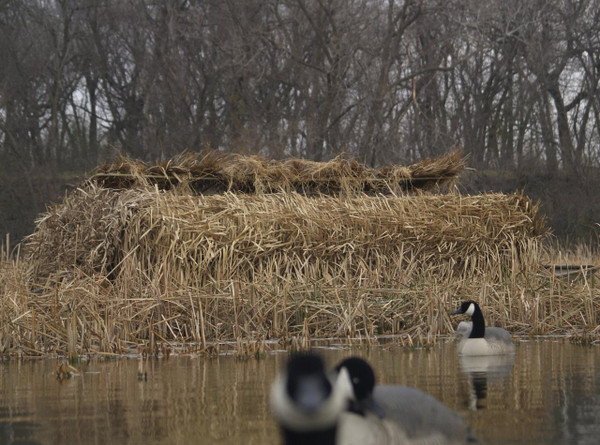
(0, 342, 599, 444)
(458, 354, 516, 411)
(0, 406, 41, 445)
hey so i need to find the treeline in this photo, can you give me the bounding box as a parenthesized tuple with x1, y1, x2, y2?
(1, 0, 599, 241)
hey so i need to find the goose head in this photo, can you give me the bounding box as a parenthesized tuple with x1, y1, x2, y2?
(451, 301, 479, 317)
(451, 301, 485, 338)
(270, 354, 353, 444)
(334, 357, 386, 419)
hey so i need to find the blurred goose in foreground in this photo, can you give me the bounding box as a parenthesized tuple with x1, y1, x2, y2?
(451, 301, 515, 356)
(270, 353, 354, 445)
(335, 357, 476, 445)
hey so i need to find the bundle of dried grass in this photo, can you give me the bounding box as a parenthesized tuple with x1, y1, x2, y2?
(91, 149, 465, 195)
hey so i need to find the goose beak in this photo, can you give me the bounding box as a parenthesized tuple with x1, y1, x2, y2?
(295, 376, 328, 413)
(451, 308, 463, 315)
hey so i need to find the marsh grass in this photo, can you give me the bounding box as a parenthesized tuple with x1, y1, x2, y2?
(0, 153, 598, 357)
(2, 250, 598, 358)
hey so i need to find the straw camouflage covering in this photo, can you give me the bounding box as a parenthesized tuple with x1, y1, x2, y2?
(6, 150, 586, 358)
(91, 149, 465, 194)
(25, 185, 546, 283)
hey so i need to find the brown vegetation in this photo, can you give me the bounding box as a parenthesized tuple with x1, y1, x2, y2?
(0, 153, 598, 358)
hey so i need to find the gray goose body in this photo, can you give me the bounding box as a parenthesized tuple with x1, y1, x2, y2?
(456, 321, 513, 344)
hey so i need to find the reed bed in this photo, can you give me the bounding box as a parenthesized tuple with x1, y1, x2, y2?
(1, 244, 599, 358)
(0, 151, 598, 357)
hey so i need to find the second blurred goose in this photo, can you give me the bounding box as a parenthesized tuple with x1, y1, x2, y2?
(335, 357, 476, 445)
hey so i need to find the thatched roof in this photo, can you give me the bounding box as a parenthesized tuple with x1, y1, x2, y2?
(91, 149, 465, 195)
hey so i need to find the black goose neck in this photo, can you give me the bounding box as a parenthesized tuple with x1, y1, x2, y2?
(469, 305, 486, 338)
(282, 426, 337, 445)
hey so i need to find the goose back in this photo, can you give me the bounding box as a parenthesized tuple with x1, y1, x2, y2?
(372, 385, 470, 445)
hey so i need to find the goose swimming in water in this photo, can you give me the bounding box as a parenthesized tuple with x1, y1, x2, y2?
(335, 357, 476, 445)
(272, 354, 476, 444)
(451, 301, 515, 356)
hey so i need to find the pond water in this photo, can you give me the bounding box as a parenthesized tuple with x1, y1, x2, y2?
(1, 340, 600, 444)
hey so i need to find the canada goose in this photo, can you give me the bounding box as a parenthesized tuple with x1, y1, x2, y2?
(335, 357, 476, 445)
(451, 301, 515, 356)
(270, 353, 353, 445)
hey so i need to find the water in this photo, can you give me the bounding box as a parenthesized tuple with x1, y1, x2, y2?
(1, 340, 600, 444)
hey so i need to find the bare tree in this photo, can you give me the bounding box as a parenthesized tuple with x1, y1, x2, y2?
(2, 0, 600, 240)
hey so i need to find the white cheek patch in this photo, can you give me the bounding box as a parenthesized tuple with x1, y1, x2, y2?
(465, 303, 475, 317)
